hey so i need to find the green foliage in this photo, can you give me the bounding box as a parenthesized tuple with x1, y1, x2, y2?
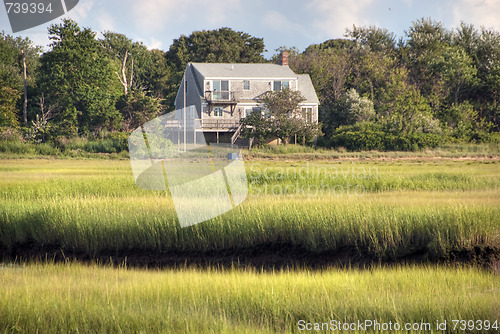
(346, 25, 397, 53)
(116, 90, 162, 131)
(335, 88, 375, 126)
(37, 19, 122, 136)
(379, 68, 439, 135)
(329, 122, 442, 151)
(166, 27, 265, 73)
(1, 18, 499, 149)
(241, 88, 320, 145)
(0, 32, 42, 126)
(0, 86, 19, 127)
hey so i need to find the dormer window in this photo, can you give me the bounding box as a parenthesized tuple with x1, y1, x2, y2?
(273, 80, 289, 91)
(243, 80, 250, 90)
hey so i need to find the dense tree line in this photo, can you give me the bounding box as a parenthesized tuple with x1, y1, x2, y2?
(0, 18, 499, 150)
(286, 19, 500, 149)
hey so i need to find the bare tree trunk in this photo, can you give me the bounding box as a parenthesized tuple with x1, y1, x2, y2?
(22, 50, 28, 124)
(116, 49, 129, 95)
(129, 56, 134, 91)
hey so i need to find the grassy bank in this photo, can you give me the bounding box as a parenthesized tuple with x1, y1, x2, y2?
(1, 140, 499, 161)
(0, 159, 498, 264)
(243, 142, 500, 160)
(0, 263, 498, 333)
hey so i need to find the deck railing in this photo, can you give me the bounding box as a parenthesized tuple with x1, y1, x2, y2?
(205, 90, 235, 102)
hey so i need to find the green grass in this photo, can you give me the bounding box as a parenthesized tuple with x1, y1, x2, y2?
(0, 157, 499, 333)
(0, 159, 498, 260)
(0, 139, 129, 159)
(0, 263, 498, 333)
(244, 142, 500, 160)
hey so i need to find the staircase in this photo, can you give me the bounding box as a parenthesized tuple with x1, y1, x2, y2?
(231, 123, 243, 146)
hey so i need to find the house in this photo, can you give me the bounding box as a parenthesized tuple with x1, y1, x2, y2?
(174, 52, 319, 144)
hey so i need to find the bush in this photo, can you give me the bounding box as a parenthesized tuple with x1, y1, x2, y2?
(329, 122, 387, 151)
(57, 135, 128, 154)
(0, 141, 60, 155)
(329, 122, 443, 151)
(0, 127, 23, 142)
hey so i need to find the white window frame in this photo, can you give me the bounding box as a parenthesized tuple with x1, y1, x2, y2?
(301, 107, 313, 123)
(273, 80, 289, 91)
(213, 107, 224, 117)
(243, 80, 250, 90)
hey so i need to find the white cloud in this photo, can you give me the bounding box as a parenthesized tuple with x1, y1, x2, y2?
(128, 0, 178, 33)
(262, 10, 303, 34)
(145, 37, 163, 50)
(96, 11, 115, 32)
(201, 0, 241, 26)
(307, 0, 374, 38)
(126, 0, 242, 34)
(451, 0, 500, 31)
(65, 0, 94, 21)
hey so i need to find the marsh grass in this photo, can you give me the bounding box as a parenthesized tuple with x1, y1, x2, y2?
(0, 262, 498, 333)
(0, 159, 498, 259)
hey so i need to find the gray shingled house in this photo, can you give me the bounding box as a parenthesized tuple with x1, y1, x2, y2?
(174, 52, 319, 144)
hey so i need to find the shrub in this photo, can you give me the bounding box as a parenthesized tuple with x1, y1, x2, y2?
(329, 122, 443, 151)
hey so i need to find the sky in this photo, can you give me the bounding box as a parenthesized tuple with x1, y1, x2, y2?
(1, 0, 500, 57)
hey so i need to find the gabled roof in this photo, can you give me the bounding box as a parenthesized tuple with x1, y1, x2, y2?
(190, 62, 298, 79)
(297, 74, 320, 104)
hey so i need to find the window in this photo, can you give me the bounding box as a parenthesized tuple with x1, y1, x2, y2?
(302, 107, 313, 123)
(244, 108, 252, 117)
(273, 81, 281, 91)
(243, 80, 250, 90)
(273, 80, 289, 91)
(214, 107, 224, 117)
(213, 80, 229, 100)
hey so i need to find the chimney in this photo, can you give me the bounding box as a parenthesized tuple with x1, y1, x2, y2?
(280, 51, 289, 66)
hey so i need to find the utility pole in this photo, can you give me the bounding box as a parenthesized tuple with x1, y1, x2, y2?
(183, 72, 187, 152)
(22, 50, 28, 124)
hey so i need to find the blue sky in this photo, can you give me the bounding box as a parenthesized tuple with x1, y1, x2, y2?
(1, 0, 499, 57)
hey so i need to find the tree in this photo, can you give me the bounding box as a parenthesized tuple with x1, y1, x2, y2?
(0, 86, 19, 127)
(379, 68, 440, 135)
(346, 25, 396, 53)
(116, 90, 161, 132)
(165, 27, 265, 73)
(242, 88, 320, 145)
(0, 32, 41, 126)
(37, 19, 122, 136)
(337, 88, 376, 125)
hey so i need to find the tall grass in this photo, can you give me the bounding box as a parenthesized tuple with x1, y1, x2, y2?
(0, 159, 498, 260)
(0, 263, 498, 333)
(244, 142, 500, 160)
